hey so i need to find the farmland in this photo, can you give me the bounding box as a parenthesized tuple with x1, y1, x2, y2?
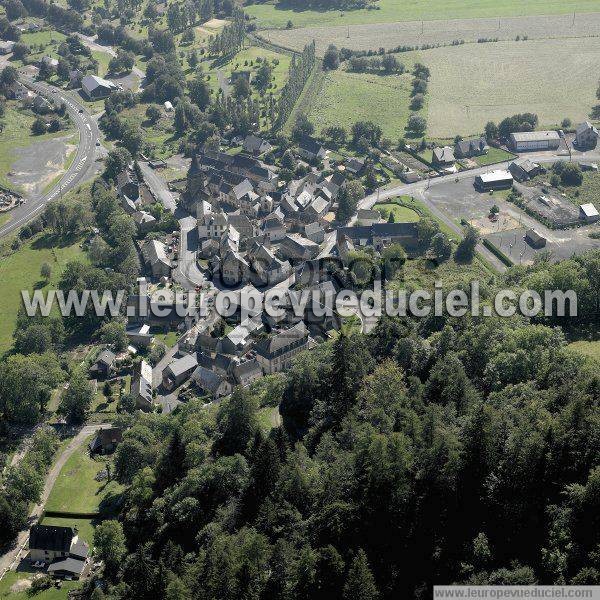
(263, 11, 600, 55)
(307, 69, 421, 141)
(246, 0, 600, 30)
(407, 37, 600, 137)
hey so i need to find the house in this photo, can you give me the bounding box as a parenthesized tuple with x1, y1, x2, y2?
(116, 170, 140, 202)
(432, 146, 455, 168)
(232, 358, 263, 386)
(336, 223, 419, 251)
(191, 366, 232, 399)
(357, 208, 381, 226)
(525, 229, 547, 249)
(454, 137, 489, 159)
(575, 121, 599, 149)
(32, 94, 52, 113)
(162, 354, 198, 390)
(303, 222, 326, 244)
(6, 81, 33, 100)
(48, 557, 87, 579)
(279, 234, 320, 261)
(509, 159, 541, 182)
(0, 40, 15, 54)
(81, 74, 118, 100)
(400, 171, 421, 184)
(297, 137, 327, 162)
(69, 69, 83, 87)
(126, 323, 154, 348)
(90, 349, 116, 379)
(255, 322, 310, 374)
(261, 215, 287, 242)
(89, 427, 123, 454)
(303, 196, 330, 222)
(474, 170, 514, 191)
(142, 240, 171, 278)
(249, 245, 292, 286)
(131, 360, 154, 411)
(243, 135, 272, 156)
(344, 157, 365, 176)
(509, 131, 561, 152)
(228, 214, 256, 242)
(132, 210, 156, 234)
(221, 250, 250, 286)
(29, 524, 89, 568)
(580, 203, 599, 223)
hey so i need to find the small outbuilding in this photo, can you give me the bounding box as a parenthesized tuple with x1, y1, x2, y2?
(525, 229, 547, 249)
(580, 203, 599, 223)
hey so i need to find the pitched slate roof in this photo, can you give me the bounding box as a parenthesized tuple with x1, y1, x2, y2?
(29, 525, 74, 552)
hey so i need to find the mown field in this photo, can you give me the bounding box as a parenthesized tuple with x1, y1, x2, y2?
(246, 0, 600, 29)
(307, 69, 421, 141)
(263, 11, 600, 54)
(45, 435, 123, 514)
(0, 232, 86, 355)
(406, 37, 600, 137)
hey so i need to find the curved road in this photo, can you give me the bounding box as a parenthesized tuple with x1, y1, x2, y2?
(0, 79, 101, 239)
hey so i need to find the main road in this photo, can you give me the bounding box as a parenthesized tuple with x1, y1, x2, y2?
(0, 78, 102, 238)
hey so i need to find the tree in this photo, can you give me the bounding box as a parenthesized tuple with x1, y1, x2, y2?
(337, 180, 364, 223)
(254, 61, 273, 94)
(59, 371, 93, 424)
(188, 74, 211, 110)
(381, 243, 406, 280)
(31, 117, 46, 135)
(430, 232, 452, 261)
(93, 520, 126, 578)
(188, 49, 199, 69)
(559, 162, 583, 186)
(323, 44, 340, 70)
(485, 121, 499, 141)
(406, 114, 426, 135)
(214, 386, 259, 456)
(146, 104, 161, 124)
(323, 125, 347, 147)
(382, 53, 401, 74)
(455, 225, 479, 262)
(291, 113, 314, 142)
(343, 549, 379, 600)
(40, 262, 52, 281)
(233, 76, 251, 99)
(104, 147, 132, 180)
(97, 320, 128, 351)
(12, 42, 30, 60)
(0, 66, 18, 87)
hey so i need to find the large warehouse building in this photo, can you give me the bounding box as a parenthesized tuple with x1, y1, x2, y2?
(509, 131, 561, 152)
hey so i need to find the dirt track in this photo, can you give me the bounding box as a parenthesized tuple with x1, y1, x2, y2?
(263, 11, 600, 54)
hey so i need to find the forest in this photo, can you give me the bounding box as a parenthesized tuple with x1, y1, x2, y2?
(66, 250, 600, 600)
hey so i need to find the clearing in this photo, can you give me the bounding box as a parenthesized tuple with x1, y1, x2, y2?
(0, 232, 86, 355)
(246, 0, 600, 29)
(373, 201, 420, 222)
(407, 37, 600, 137)
(569, 340, 600, 361)
(307, 69, 421, 141)
(45, 434, 123, 515)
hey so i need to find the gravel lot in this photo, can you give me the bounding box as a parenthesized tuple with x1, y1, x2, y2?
(263, 12, 600, 54)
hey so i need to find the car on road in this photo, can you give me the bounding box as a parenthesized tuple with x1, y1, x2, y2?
(96, 141, 101, 146)
(78, 109, 83, 113)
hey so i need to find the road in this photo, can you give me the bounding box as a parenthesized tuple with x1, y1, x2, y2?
(77, 33, 146, 80)
(358, 149, 600, 272)
(0, 423, 113, 581)
(0, 79, 102, 239)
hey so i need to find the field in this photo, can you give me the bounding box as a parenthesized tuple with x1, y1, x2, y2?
(45, 435, 123, 514)
(0, 232, 86, 355)
(373, 201, 420, 222)
(307, 69, 421, 141)
(246, 0, 600, 29)
(406, 37, 600, 137)
(569, 340, 600, 360)
(473, 147, 516, 166)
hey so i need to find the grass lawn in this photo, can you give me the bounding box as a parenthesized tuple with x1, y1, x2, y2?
(406, 37, 600, 137)
(44, 435, 124, 515)
(258, 406, 280, 432)
(0, 232, 86, 355)
(550, 170, 600, 207)
(308, 69, 420, 141)
(0, 571, 79, 600)
(373, 201, 420, 222)
(569, 340, 600, 361)
(153, 329, 179, 347)
(92, 49, 111, 77)
(0, 106, 76, 192)
(473, 147, 516, 166)
(246, 0, 600, 28)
